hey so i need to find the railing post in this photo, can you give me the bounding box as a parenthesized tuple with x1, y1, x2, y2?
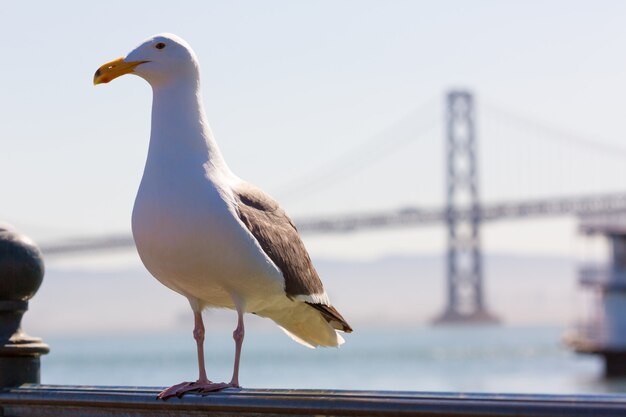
(0, 225, 49, 388)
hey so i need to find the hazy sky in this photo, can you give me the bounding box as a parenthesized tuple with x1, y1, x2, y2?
(3, 1, 626, 264)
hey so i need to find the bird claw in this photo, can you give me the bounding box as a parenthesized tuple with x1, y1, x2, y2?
(197, 382, 239, 394)
(156, 381, 195, 400)
(157, 381, 240, 400)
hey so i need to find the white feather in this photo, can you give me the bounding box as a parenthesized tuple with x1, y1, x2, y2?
(295, 292, 331, 306)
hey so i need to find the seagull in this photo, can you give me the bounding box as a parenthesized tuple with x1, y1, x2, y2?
(93, 33, 352, 399)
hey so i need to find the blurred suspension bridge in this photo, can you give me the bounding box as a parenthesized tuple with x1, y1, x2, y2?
(39, 90, 626, 324)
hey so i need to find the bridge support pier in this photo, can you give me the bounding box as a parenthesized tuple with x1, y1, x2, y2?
(433, 91, 498, 325)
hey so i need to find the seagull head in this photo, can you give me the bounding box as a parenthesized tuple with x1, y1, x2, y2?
(93, 33, 199, 87)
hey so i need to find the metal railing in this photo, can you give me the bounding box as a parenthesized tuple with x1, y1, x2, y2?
(3, 384, 626, 417)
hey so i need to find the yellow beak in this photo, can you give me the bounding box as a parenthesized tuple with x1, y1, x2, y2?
(93, 57, 148, 85)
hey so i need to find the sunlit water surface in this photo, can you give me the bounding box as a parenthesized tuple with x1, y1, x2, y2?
(41, 326, 626, 394)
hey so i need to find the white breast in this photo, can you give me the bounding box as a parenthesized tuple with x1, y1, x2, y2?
(131, 163, 285, 312)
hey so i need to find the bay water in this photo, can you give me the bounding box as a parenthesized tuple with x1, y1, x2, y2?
(39, 325, 626, 394)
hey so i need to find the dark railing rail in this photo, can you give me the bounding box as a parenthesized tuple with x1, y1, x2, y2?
(2, 384, 626, 417)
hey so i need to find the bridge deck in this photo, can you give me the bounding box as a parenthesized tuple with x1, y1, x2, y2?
(39, 192, 626, 255)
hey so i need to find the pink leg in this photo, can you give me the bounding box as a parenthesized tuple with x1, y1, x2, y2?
(229, 305, 245, 387)
(157, 309, 243, 400)
(193, 312, 209, 383)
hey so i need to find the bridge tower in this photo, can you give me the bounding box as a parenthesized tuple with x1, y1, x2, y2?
(433, 90, 499, 324)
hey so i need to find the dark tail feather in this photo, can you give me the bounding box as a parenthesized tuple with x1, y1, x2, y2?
(306, 303, 353, 333)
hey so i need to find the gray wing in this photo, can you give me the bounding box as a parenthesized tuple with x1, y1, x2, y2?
(233, 182, 352, 333)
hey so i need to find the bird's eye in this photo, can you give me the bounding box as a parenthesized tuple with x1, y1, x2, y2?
(155, 42, 166, 50)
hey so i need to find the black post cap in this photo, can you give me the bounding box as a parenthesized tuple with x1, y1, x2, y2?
(0, 224, 49, 388)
